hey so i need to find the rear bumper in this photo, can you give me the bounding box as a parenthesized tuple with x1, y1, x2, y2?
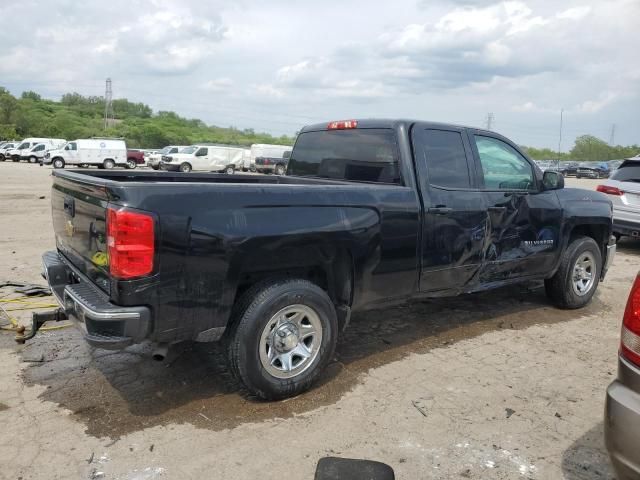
(605, 357, 640, 480)
(42, 251, 150, 349)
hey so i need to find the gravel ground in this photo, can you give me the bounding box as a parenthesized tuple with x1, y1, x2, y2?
(0, 162, 637, 480)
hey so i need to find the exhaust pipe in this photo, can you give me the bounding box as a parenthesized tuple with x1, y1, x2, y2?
(152, 343, 169, 362)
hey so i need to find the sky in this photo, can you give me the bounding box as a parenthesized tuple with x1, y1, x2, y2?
(0, 0, 638, 150)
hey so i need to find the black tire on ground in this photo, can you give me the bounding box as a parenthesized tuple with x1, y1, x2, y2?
(103, 159, 115, 169)
(151, 165, 159, 170)
(0, 154, 4, 161)
(226, 278, 338, 400)
(179, 163, 192, 173)
(614, 233, 622, 242)
(126, 159, 137, 169)
(225, 165, 235, 174)
(29, 156, 38, 164)
(275, 164, 286, 176)
(12, 157, 19, 162)
(52, 158, 65, 169)
(545, 235, 602, 309)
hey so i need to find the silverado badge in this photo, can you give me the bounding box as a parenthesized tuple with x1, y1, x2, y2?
(65, 220, 75, 238)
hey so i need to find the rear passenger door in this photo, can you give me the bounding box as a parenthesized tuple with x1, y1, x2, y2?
(469, 132, 563, 281)
(412, 126, 488, 293)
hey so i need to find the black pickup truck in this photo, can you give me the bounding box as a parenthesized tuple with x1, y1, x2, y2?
(30, 119, 616, 400)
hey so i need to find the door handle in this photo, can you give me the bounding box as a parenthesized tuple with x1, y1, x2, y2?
(427, 206, 453, 215)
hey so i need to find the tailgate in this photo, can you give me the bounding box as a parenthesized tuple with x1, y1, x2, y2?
(51, 175, 112, 293)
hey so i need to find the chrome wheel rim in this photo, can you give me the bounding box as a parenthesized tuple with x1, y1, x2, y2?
(259, 305, 323, 379)
(572, 251, 596, 296)
(226, 167, 234, 174)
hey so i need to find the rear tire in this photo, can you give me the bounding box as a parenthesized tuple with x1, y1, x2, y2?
(151, 165, 159, 170)
(179, 162, 192, 173)
(545, 235, 602, 309)
(226, 279, 338, 400)
(103, 159, 115, 169)
(225, 165, 235, 175)
(275, 164, 286, 176)
(126, 159, 137, 169)
(29, 156, 38, 164)
(0, 154, 4, 161)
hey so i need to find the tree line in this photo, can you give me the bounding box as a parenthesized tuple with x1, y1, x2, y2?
(0, 87, 637, 159)
(0, 88, 294, 148)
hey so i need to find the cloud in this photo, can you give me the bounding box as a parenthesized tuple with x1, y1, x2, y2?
(0, 0, 637, 148)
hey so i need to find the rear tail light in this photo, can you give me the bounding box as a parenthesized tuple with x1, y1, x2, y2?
(106, 208, 155, 279)
(327, 120, 358, 130)
(597, 185, 623, 196)
(621, 274, 640, 367)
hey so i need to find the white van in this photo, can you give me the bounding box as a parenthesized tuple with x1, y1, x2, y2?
(7, 138, 66, 162)
(249, 144, 292, 174)
(0, 141, 19, 161)
(147, 145, 188, 169)
(22, 143, 55, 163)
(160, 144, 245, 173)
(44, 138, 127, 169)
(241, 149, 252, 171)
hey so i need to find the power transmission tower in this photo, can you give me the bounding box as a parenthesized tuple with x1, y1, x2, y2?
(485, 112, 494, 131)
(609, 124, 616, 145)
(104, 78, 114, 130)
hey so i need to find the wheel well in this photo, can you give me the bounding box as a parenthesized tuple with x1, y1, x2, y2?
(233, 249, 354, 329)
(569, 224, 609, 256)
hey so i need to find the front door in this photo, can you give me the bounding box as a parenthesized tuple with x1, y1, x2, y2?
(412, 126, 488, 293)
(468, 132, 563, 282)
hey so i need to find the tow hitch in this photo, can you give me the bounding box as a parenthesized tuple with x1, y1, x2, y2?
(15, 308, 68, 344)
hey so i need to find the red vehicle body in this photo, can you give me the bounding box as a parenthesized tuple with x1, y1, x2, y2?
(126, 149, 145, 169)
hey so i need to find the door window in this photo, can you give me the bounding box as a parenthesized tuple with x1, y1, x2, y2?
(33, 144, 45, 151)
(474, 136, 534, 190)
(195, 147, 208, 157)
(423, 130, 471, 189)
(66, 142, 77, 151)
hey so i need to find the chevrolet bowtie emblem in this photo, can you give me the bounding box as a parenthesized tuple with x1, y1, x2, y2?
(65, 220, 75, 238)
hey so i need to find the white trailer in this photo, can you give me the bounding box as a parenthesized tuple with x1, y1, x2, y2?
(45, 138, 127, 169)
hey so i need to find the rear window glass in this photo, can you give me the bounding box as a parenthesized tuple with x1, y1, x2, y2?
(288, 129, 400, 184)
(611, 162, 640, 182)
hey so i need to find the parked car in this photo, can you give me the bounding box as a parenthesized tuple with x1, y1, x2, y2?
(254, 151, 290, 175)
(535, 160, 555, 172)
(126, 149, 145, 169)
(576, 162, 609, 179)
(29, 118, 615, 400)
(43, 138, 127, 169)
(597, 157, 640, 239)
(0, 141, 18, 161)
(246, 144, 292, 172)
(6, 138, 66, 162)
(605, 272, 640, 480)
(559, 161, 579, 176)
(147, 146, 187, 170)
(160, 144, 245, 173)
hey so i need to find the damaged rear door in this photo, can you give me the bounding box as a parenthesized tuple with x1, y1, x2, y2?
(412, 125, 488, 293)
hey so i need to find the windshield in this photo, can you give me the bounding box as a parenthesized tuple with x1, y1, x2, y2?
(180, 146, 197, 154)
(159, 146, 171, 154)
(17, 142, 29, 149)
(288, 129, 400, 184)
(611, 162, 640, 183)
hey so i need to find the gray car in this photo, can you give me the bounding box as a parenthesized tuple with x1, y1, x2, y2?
(605, 273, 640, 479)
(597, 158, 640, 239)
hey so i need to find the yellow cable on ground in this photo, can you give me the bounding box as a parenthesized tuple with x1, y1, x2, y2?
(0, 294, 73, 333)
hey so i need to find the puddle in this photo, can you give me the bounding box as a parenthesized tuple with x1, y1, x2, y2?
(13, 281, 608, 439)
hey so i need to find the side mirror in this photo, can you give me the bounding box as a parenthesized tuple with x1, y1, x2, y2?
(542, 170, 564, 190)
